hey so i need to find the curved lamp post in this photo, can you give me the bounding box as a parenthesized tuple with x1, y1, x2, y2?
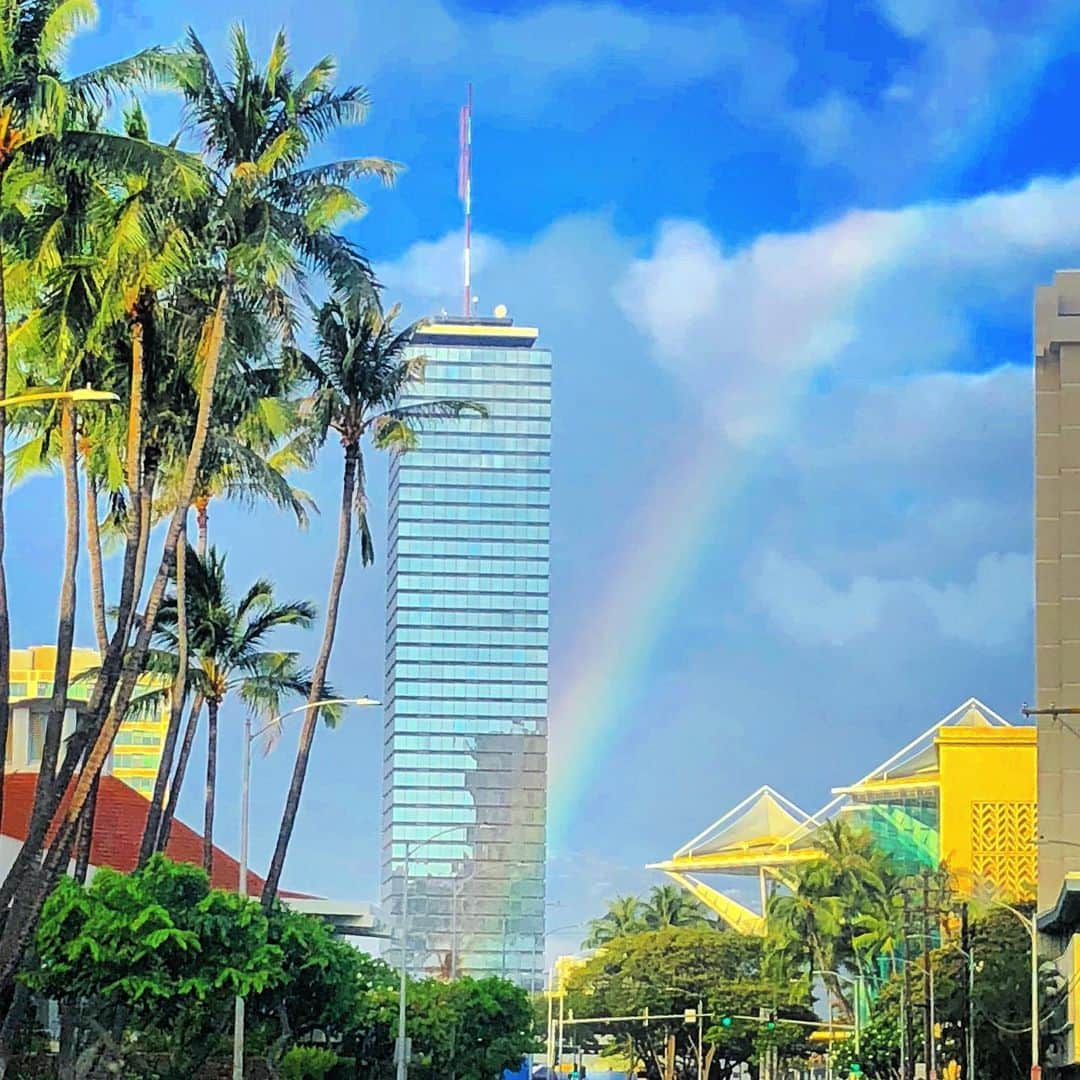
(396, 822, 479, 1080)
(983, 896, 1039, 1080)
(233, 696, 379, 1080)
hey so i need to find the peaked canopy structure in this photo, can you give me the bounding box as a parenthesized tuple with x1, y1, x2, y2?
(650, 698, 1036, 934)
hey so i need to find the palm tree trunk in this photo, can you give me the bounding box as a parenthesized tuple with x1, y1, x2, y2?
(130, 463, 156, 619)
(47, 285, 227, 836)
(158, 693, 203, 852)
(138, 519, 188, 865)
(0, 284, 231, 996)
(0, 183, 13, 835)
(22, 405, 80, 860)
(84, 470, 108, 655)
(116, 292, 148, 645)
(203, 698, 218, 875)
(261, 440, 358, 908)
(34, 404, 80, 793)
(0, 290, 154, 917)
(73, 772, 99, 884)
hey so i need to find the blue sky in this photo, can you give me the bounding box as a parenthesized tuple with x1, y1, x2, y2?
(8, 0, 1080, 956)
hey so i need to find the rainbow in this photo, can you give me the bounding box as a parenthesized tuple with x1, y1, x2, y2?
(547, 427, 741, 849)
(543, 52, 1080, 846)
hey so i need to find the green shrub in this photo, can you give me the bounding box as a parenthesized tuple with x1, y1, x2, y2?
(280, 1045, 343, 1080)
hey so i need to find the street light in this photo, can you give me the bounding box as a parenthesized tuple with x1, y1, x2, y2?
(906, 933, 982, 1079)
(983, 895, 1039, 1080)
(396, 822, 485, 1080)
(232, 696, 379, 1080)
(0, 385, 120, 409)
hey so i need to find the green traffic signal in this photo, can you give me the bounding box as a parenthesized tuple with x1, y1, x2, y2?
(850, 1065, 862, 1075)
(765, 1021, 776, 1030)
(720, 1016, 732, 1027)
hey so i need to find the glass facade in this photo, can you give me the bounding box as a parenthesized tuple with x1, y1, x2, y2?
(382, 318, 550, 988)
(847, 790, 940, 874)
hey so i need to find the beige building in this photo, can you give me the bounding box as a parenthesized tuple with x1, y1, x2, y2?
(1035, 272, 1080, 905)
(1033, 271, 1080, 1074)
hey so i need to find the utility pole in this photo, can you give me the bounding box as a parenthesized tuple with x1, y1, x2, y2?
(960, 902, 974, 1080)
(901, 891, 914, 1080)
(921, 871, 933, 1079)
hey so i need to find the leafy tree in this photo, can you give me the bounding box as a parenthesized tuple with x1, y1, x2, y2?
(348, 974, 534, 1080)
(249, 901, 385, 1051)
(23, 855, 284, 1079)
(564, 926, 813, 1080)
(261, 295, 485, 906)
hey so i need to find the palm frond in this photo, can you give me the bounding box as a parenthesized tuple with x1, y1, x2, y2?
(65, 46, 175, 111)
(40, 0, 97, 67)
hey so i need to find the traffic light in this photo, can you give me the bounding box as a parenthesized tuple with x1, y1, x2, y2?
(849, 1065, 862, 1077)
(765, 1014, 776, 1031)
(720, 1016, 732, 1027)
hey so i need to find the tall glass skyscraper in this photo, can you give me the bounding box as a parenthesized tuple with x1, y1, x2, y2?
(382, 313, 549, 987)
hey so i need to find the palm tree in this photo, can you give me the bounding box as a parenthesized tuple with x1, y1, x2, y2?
(0, 99, 204, 922)
(583, 896, 644, 948)
(34, 20, 391, 884)
(150, 544, 314, 873)
(0, 21, 394, 1002)
(260, 295, 485, 907)
(158, 354, 316, 556)
(0, 0, 170, 828)
(767, 885, 851, 1014)
(641, 883, 709, 931)
(766, 818, 905, 1018)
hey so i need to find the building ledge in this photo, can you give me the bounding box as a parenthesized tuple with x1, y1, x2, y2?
(1038, 873, 1080, 935)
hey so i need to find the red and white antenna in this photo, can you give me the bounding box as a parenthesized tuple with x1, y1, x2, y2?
(458, 83, 473, 317)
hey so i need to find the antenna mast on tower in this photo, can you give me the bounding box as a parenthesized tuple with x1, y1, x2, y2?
(458, 83, 473, 317)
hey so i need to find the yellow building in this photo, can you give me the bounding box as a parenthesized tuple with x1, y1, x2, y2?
(10, 645, 169, 796)
(649, 698, 1037, 935)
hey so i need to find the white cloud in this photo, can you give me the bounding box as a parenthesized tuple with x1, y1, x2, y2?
(785, 1, 1068, 175)
(754, 552, 886, 646)
(754, 549, 1029, 649)
(379, 171, 1062, 666)
(351, 0, 795, 122)
(616, 173, 1080, 444)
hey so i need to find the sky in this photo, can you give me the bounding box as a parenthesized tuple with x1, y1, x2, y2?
(7, 0, 1080, 961)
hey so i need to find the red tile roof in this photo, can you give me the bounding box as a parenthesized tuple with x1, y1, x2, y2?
(1, 771, 276, 895)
